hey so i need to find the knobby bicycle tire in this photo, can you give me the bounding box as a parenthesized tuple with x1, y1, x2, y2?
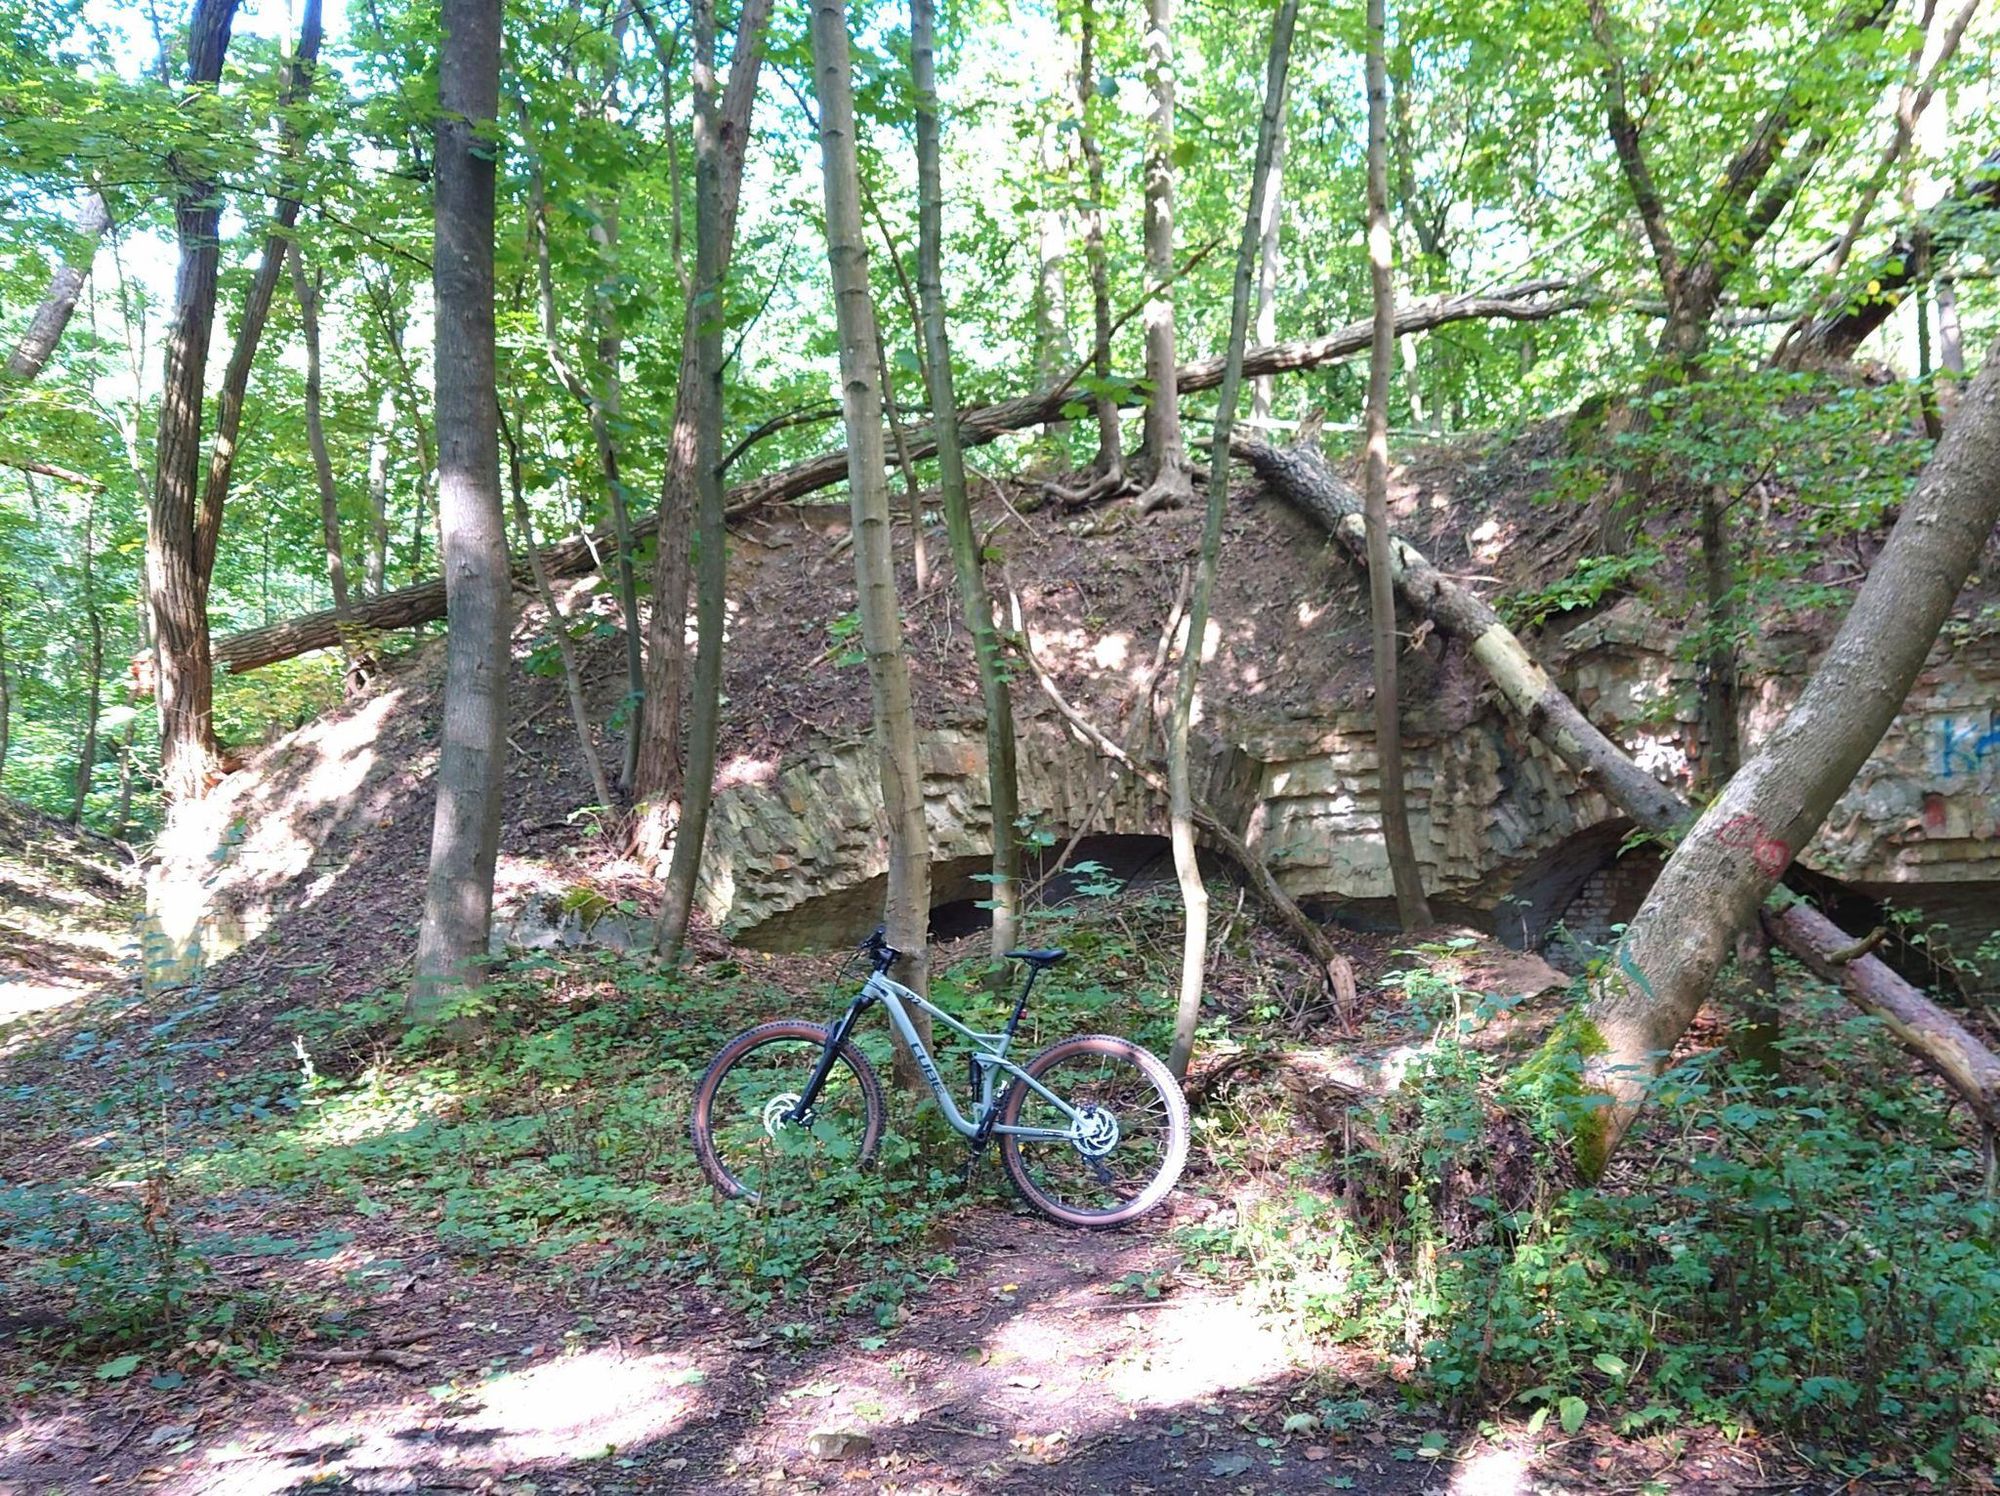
(690, 1019, 887, 1200)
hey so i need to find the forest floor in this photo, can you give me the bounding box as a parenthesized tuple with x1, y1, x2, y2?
(0, 856, 1881, 1496)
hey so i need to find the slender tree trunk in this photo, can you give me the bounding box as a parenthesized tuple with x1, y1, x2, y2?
(1165, 0, 1298, 1080)
(631, 0, 773, 843)
(1076, 0, 1121, 480)
(71, 486, 105, 826)
(1134, 0, 1192, 516)
(0, 609, 10, 779)
(1034, 123, 1071, 437)
(291, 246, 349, 614)
(111, 715, 137, 839)
(913, 0, 1020, 963)
(1938, 275, 1966, 376)
(147, 0, 242, 805)
(809, 0, 933, 1086)
(410, 0, 509, 1022)
(503, 407, 614, 813)
(654, 0, 729, 961)
(1250, 121, 1285, 427)
(1573, 341, 2000, 1172)
(366, 387, 393, 596)
(876, 328, 932, 592)
(2, 192, 112, 392)
(195, 0, 324, 587)
(1364, 0, 1431, 931)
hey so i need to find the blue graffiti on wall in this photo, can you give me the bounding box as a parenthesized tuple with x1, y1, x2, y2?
(1937, 713, 2000, 777)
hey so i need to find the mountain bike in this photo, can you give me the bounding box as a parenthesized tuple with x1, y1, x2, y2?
(690, 929, 1189, 1228)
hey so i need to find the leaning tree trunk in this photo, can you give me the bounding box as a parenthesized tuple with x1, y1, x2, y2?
(1570, 340, 2000, 1172)
(1363, 0, 1430, 931)
(147, 0, 242, 805)
(1250, 118, 1284, 427)
(809, 0, 933, 1087)
(205, 281, 1582, 677)
(1134, 0, 1192, 517)
(912, 0, 1020, 964)
(1238, 433, 2000, 1142)
(2, 192, 112, 393)
(654, 0, 729, 961)
(1165, 0, 1297, 1081)
(409, 0, 509, 1023)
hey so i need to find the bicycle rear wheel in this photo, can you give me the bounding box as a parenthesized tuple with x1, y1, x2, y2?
(998, 1034, 1188, 1228)
(690, 1020, 886, 1201)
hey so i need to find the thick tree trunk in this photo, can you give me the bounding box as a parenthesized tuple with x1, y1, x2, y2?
(291, 246, 349, 614)
(409, 0, 509, 1022)
(809, 0, 933, 1087)
(2, 192, 112, 390)
(1076, 0, 1122, 480)
(1165, 0, 1296, 1081)
(147, 0, 242, 805)
(1572, 340, 2000, 1171)
(1364, 0, 1431, 931)
(208, 281, 1580, 677)
(913, 0, 1020, 965)
(1135, 0, 1191, 516)
(1241, 428, 2000, 1152)
(654, 0, 729, 961)
(631, 0, 773, 835)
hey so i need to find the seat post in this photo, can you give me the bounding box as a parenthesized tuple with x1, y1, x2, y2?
(1004, 964, 1041, 1040)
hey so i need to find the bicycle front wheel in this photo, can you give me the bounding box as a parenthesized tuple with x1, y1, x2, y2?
(998, 1034, 1189, 1228)
(690, 1020, 886, 1201)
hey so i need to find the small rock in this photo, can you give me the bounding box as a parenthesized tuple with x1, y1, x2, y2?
(806, 1429, 875, 1461)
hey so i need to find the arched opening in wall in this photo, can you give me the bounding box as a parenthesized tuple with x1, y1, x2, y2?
(1482, 820, 1665, 971)
(734, 834, 1185, 954)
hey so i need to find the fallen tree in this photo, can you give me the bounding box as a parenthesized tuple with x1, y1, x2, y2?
(1237, 428, 2000, 1156)
(209, 278, 1580, 675)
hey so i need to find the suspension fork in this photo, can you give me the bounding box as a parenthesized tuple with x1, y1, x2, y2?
(787, 993, 871, 1124)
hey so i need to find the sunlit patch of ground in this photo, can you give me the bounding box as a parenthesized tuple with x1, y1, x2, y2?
(169, 1345, 710, 1496)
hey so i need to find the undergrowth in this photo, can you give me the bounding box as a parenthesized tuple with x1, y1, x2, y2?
(1186, 948, 2000, 1480)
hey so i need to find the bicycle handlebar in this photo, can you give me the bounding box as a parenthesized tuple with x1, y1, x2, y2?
(861, 925, 900, 974)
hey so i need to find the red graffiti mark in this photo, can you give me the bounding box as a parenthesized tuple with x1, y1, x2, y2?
(1717, 813, 1791, 878)
(1923, 793, 1949, 835)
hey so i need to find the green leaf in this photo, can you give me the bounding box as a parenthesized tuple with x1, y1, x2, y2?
(1592, 1352, 1629, 1378)
(95, 1354, 142, 1381)
(1558, 1396, 1588, 1434)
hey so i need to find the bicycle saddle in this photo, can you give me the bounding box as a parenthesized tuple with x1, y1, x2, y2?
(1004, 947, 1067, 968)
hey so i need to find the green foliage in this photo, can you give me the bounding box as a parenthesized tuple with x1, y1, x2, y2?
(1194, 976, 2000, 1477)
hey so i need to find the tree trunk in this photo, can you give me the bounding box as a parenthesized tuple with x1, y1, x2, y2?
(71, 484, 104, 826)
(654, 0, 729, 961)
(809, 0, 933, 1087)
(409, 0, 509, 1023)
(147, 0, 242, 805)
(291, 246, 349, 614)
(1134, 0, 1191, 516)
(0, 608, 10, 779)
(1034, 122, 1071, 437)
(1572, 342, 2000, 1170)
(195, 0, 325, 588)
(1937, 275, 1966, 376)
(1364, 0, 1431, 932)
(1240, 429, 2000, 1153)
(631, 0, 773, 839)
(503, 407, 613, 814)
(913, 0, 1020, 964)
(2, 192, 112, 391)
(366, 387, 392, 596)
(1165, 0, 1297, 1080)
(206, 279, 1582, 677)
(1250, 120, 1284, 427)
(1696, 488, 1741, 789)
(1075, 0, 1122, 480)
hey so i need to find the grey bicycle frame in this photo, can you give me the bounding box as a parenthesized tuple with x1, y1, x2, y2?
(850, 971, 1082, 1142)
